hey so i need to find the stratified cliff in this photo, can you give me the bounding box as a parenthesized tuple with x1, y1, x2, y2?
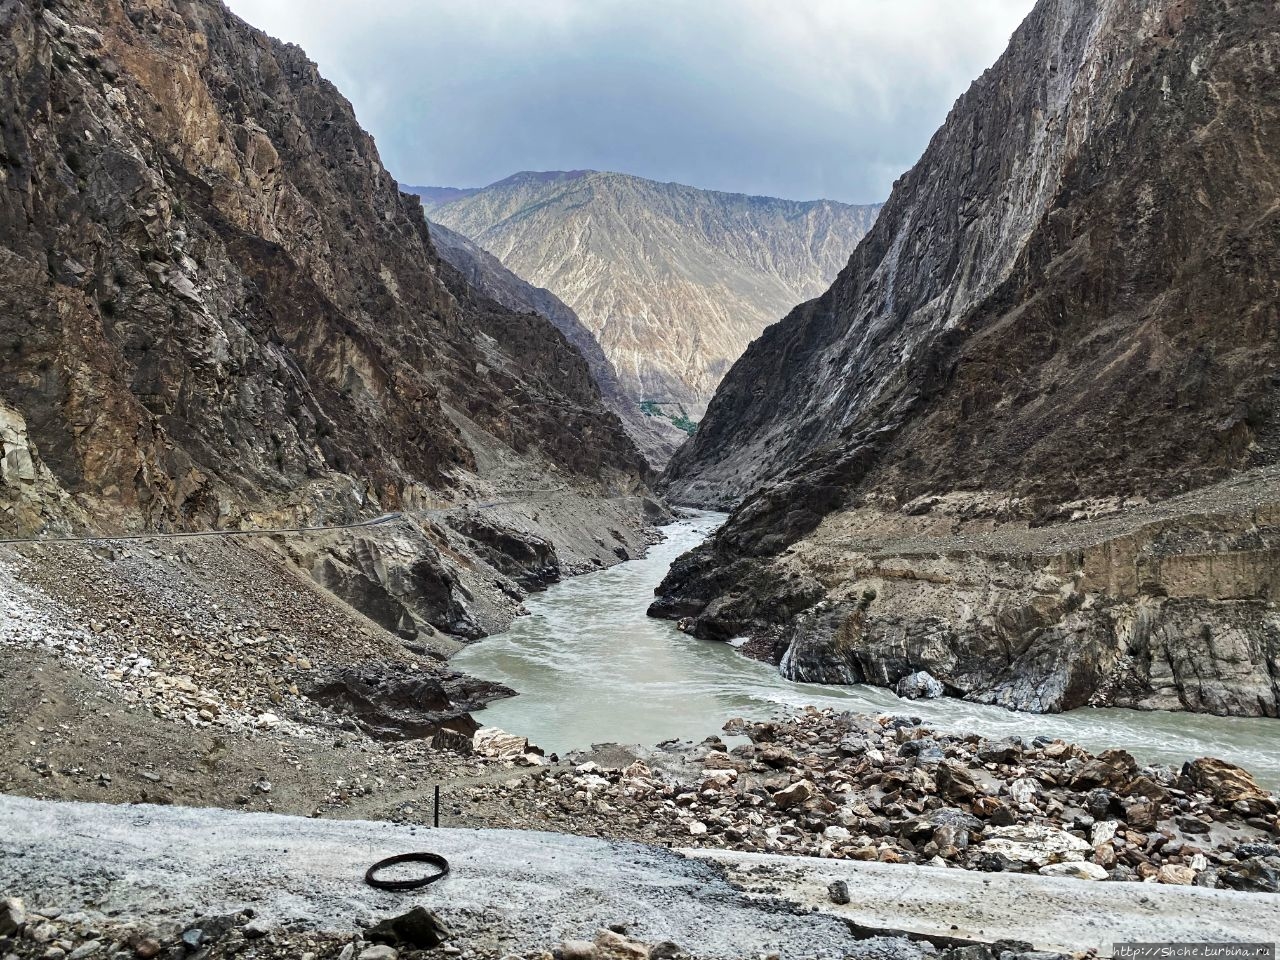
(0, 0, 649, 538)
(423, 171, 881, 420)
(654, 0, 1280, 716)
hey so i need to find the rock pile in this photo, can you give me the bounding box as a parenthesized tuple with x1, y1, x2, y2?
(0, 541, 505, 744)
(460, 709, 1280, 892)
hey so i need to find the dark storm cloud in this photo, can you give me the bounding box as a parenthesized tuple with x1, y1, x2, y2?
(222, 1, 1035, 204)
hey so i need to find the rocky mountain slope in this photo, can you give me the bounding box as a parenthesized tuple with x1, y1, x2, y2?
(0, 0, 669, 742)
(416, 170, 881, 421)
(425, 218, 685, 464)
(653, 0, 1280, 716)
(0, 0, 652, 539)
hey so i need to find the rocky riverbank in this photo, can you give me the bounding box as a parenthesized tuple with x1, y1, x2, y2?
(457, 709, 1280, 894)
(652, 472, 1280, 717)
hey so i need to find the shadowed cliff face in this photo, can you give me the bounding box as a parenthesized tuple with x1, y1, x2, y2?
(0, 0, 649, 537)
(424, 170, 881, 421)
(423, 217, 685, 467)
(666, 0, 1280, 512)
(653, 0, 1280, 716)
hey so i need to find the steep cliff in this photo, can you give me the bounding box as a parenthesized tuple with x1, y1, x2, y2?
(419, 171, 881, 420)
(653, 0, 1280, 716)
(0, 0, 649, 538)
(423, 217, 684, 464)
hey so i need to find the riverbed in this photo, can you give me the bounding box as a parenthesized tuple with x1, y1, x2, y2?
(454, 511, 1280, 786)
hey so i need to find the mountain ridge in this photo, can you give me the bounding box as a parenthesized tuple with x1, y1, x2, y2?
(413, 170, 881, 421)
(423, 216, 686, 463)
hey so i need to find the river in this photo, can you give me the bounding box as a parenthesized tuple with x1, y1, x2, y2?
(454, 511, 1280, 787)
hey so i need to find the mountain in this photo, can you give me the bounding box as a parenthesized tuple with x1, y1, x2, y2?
(424, 218, 685, 464)
(653, 0, 1280, 717)
(0, 0, 661, 647)
(414, 171, 881, 423)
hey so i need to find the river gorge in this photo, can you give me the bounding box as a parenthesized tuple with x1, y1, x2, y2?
(456, 512, 1280, 787)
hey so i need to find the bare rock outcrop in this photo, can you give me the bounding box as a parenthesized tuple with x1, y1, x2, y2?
(422, 217, 683, 466)
(653, 0, 1280, 716)
(0, 0, 650, 539)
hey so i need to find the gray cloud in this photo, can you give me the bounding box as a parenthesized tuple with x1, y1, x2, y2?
(223, 0, 1035, 204)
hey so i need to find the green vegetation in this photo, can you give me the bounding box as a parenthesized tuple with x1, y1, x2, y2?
(640, 399, 697, 436)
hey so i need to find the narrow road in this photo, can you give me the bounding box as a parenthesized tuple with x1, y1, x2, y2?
(0, 511, 407, 547)
(0, 485, 627, 547)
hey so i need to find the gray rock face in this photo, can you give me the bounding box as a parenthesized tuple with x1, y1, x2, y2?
(423, 217, 683, 465)
(651, 0, 1280, 716)
(896, 672, 945, 701)
(446, 513, 560, 593)
(307, 531, 483, 641)
(0, 0, 650, 539)
(303, 662, 513, 739)
(420, 170, 880, 420)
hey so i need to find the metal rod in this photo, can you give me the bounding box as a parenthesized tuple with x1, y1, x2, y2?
(434, 785, 440, 828)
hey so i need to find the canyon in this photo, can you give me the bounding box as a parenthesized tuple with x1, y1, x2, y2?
(0, 0, 668, 671)
(1, 0, 1279, 956)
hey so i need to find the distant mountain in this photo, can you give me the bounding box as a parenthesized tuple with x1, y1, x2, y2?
(425, 219, 685, 464)
(411, 172, 881, 420)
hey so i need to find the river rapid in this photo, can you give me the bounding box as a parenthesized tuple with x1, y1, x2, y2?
(454, 511, 1280, 787)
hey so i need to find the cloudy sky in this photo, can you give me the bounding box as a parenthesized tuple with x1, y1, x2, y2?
(224, 1, 1036, 205)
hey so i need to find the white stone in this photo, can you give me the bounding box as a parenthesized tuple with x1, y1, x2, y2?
(1007, 777, 1039, 805)
(978, 824, 1091, 866)
(1091, 820, 1119, 846)
(1039, 861, 1108, 881)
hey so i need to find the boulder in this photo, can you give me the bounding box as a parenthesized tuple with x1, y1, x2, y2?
(1123, 799, 1160, 831)
(0, 897, 24, 936)
(977, 739, 1023, 765)
(1071, 749, 1138, 791)
(971, 796, 1013, 823)
(593, 929, 649, 960)
(828, 879, 851, 905)
(1090, 820, 1119, 846)
(977, 824, 1091, 867)
(772, 779, 818, 810)
(305, 663, 514, 740)
(935, 762, 978, 802)
(1038, 861, 1108, 880)
(474, 726, 542, 759)
(901, 807, 983, 839)
(896, 671, 945, 700)
(365, 907, 449, 950)
(1157, 865, 1197, 885)
(1182, 758, 1278, 813)
(1007, 778, 1039, 805)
